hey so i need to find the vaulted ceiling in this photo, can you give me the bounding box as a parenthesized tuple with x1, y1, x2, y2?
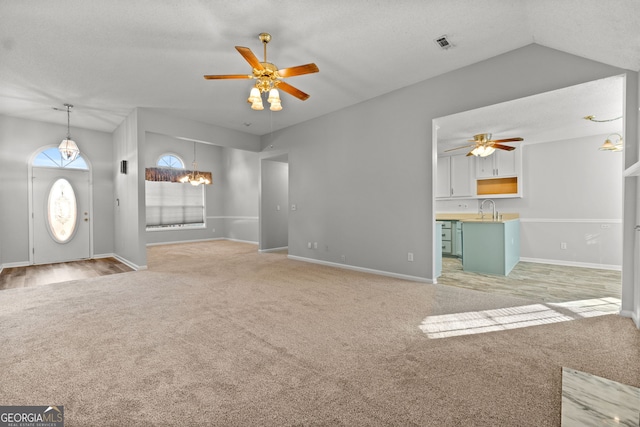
(1, 1, 639, 137)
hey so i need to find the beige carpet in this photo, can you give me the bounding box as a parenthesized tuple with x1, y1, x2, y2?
(0, 241, 638, 426)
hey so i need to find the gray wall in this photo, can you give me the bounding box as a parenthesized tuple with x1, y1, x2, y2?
(437, 134, 624, 268)
(222, 147, 259, 243)
(260, 44, 635, 282)
(260, 159, 289, 250)
(0, 114, 115, 265)
(113, 109, 145, 268)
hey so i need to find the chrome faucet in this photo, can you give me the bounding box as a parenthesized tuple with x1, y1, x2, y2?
(480, 199, 497, 221)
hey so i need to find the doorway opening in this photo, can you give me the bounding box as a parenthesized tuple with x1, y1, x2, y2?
(259, 153, 289, 253)
(433, 75, 625, 303)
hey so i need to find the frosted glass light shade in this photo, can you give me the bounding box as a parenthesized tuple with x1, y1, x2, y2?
(59, 138, 80, 161)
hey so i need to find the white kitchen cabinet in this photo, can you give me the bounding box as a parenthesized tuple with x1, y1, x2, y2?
(476, 149, 520, 178)
(437, 154, 475, 198)
(475, 149, 523, 198)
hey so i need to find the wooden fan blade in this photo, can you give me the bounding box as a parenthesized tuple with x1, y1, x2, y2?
(278, 63, 319, 78)
(492, 143, 516, 151)
(203, 74, 252, 80)
(489, 137, 523, 143)
(466, 151, 475, 157)
(444, 144, 475, 152)
(235, 46, 264, 70)
(278, 81, 310, 100)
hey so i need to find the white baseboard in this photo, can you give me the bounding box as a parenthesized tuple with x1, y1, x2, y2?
(287, 255, 434, 284)
(146, 237, 224, 247)
(225, 238, 259, 245)
(1, 261, 30, 269)
(621, 309, 640, 329)
(519, 257, 621, 271)
(112, 254, 147, 271)
(259, 246, 288, 253)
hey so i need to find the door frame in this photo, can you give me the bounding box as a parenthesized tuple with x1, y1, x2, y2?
(28, 145, 94, 265)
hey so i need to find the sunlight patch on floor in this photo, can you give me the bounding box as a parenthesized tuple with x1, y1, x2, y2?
(420, 298, 621, 339)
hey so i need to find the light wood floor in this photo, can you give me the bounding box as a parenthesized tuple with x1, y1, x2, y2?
(438, 257, 621, 303)
(0, 258, 133, 291)
(0, 250, 621, 303)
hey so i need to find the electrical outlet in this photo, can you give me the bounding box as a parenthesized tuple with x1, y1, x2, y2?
(561, 242, 567, 250)
(276, 205, 280, 211)
(408, 252, 414, 262)
(308, 242, 312, 249)
(601, 224, 610, 229)
(313, 242, 318, 249)
(341, 255, 346, 262)
(212, 228, 215, 233)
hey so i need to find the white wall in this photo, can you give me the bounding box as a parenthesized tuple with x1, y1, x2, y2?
(0, 114, 114, 266)
(437, 135, 624, 268)
(260, 44, 635, 283)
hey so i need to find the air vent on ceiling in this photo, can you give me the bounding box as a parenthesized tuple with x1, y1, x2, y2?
(434, 35, 452, 50)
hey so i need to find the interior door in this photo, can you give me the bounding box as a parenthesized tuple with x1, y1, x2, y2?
(32, 167, 90, 264)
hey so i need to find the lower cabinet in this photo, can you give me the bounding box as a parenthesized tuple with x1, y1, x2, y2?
(440, 220, 462, 258)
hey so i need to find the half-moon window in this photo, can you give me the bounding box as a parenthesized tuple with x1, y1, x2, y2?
(47, 178, 78, 243)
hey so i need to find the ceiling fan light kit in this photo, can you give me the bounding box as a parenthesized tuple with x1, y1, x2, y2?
(599, 133, 623, 152)
(444, 133, 524, 157)
(205, 33, 319, 112)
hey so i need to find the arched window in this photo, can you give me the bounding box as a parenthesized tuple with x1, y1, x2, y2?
(157, 153, 184, 169)
(33, 147, 89, 170)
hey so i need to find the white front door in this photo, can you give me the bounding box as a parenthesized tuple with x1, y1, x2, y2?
(32, 167, 91, 264)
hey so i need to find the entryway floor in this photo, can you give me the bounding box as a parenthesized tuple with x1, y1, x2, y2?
(0, 258, 133, 291)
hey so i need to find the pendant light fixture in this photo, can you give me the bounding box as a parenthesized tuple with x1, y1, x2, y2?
(599, 133, 623, 152)
(58, 104, 80, 161)
(179, 142, 211, 186)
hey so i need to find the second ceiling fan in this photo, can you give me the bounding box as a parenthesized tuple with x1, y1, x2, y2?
(203, 33, 319, 111)
(445, 133, 524, 157)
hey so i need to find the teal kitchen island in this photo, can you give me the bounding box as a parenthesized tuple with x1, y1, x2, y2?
(461, 218, 520, 276)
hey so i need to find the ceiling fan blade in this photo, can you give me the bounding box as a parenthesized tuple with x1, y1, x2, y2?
(489, 137, 523, 143)
(278, 63, 319, 78)
(277, 81, 310, 100)
(203, 74, 252, 80)
(444, 144, 475, 152)
(466, 151, 475, 157)
(235, 46, 264, 70)
(492, 143, 516, 151)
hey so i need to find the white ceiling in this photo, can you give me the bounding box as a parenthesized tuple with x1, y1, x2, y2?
(1, 0, 639, 136)
(436, 75, 625, 153)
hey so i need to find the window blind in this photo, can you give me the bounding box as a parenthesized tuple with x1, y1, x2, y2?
(145, 181, 204, 227)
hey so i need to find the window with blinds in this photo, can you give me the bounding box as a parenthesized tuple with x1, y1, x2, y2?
(145, 181, 205, 229)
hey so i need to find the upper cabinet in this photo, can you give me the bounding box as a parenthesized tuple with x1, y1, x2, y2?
(437, 154, 475, 199)
(475, 149, 523, 198)
(437, 149, 523, 200)
(476, 149, 519, 178)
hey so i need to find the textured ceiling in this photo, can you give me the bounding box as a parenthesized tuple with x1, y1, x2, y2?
(436, 75, 625, 153)
(1, 0, 639, 136)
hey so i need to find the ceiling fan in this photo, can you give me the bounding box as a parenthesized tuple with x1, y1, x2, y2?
(444, 133, 524, 157)
(203, 33, 319, 111)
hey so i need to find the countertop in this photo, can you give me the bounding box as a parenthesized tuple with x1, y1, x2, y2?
(436, 213, 520, 224)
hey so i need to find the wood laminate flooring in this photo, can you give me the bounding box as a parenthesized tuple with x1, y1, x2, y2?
(438, 257, 621, 303)
(0, 258, 133, 291)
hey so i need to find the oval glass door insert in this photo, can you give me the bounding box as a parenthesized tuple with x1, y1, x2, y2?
(47, 178, 78, 243)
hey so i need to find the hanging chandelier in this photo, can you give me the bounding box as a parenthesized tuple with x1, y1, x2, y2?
(179, 142, 211, 186)
(58, 104, 80, 161)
